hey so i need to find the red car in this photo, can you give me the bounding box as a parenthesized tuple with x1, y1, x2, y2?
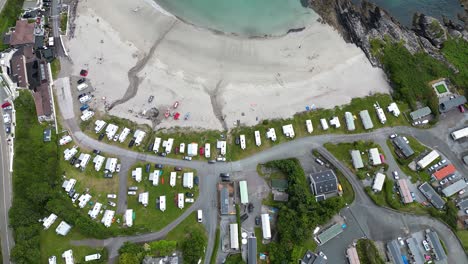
(1, 102, 11, 108)
(199, 147, 204, 155)
(80, 69, 88, 77)
(459, 105, 465, 113)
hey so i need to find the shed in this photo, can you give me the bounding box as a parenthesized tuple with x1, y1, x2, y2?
(439, 95, 466, 113)
(359, 110, 374, 130)
(410, 107, 431, 121)
(419, 182, 445, 209)
(183, 172, 194, 189)
(317, 223, 343, 244)
(344, 112, 355, 131)
(261, 214, 271, 239)
(309, 170, 338, 196)
(230, 223, 239, 250)
(372, 173, 385, 192)
(442, 179, 466, 197)
(239, 180, 249, 204)
(350, 150, 364, 169)
(56, 221, 72, 236)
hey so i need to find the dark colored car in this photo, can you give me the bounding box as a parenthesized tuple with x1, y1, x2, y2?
(175, 167, 182, 171)
(208, 160, 216, 164)
(80, 69, 88, 77)
(77, 78, 86, 84)
(185, 192, 194, 198)
(93, 149, 101, 154)
(68, 189, 76, 198)
(147, 143, 154, 151)
(145, 163, 151, 173)
(70, 156, 77, 165)
(248, 203, 254, 213)
(78, 93, 86, 99)
(155, 164, 164, 169)
(235, 137, 240, 145)
(159, 152, 167, 157)
(98, 133, 105, 141)
(128, 139, 135, 147)
(255, 216, 260, 225)
(194, 176, 199, 186)
(240, 214, 248, 222)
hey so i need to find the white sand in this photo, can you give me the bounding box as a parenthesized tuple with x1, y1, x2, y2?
(67, 0, 390, 130)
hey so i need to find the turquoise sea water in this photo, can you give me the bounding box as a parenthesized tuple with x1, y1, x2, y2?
(354, 0, 463, 26)
(155, 0, 316, 36)
(155, 0, 464, 36)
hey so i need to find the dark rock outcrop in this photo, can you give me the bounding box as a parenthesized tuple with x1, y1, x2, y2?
(308, 0, 467, 67)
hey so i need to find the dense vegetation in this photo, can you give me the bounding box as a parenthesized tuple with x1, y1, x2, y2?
(356, 239, 385, 264)
(180, 228, 207, 264)
(9, 92, 135, 263)
(224, 254, 246, 264)
(264, 159, 347, 263)
(371, 37, 468, 117)
(0, 0, 25, 50)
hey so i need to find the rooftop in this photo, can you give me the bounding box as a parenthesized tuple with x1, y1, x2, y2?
(351, 150, 364, 169)
(386, 240, 404, 264)
(427, 231, 447, 261)
(317, 223, 342, 244)
(271, 179, 288, 191)
(439, 96, 467, 113)
(10, 20, 35, 46)
(419, 182, 445, 209)
(410, 106, 431, 121)
(309, 170, 338, 196)
(442, 179, 466, 197)
(33, 82, 52, 119)
(393, 136, 415, 158)
(432, 164, 456, 180)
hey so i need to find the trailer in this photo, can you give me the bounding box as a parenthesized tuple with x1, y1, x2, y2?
(451, 127, 468, 141)
(205, 143, 211, 158)
(178, 193, 184, 209)
(254, 130, 261, 146)
(306, 120, 313, 133)
(85, 254, 101, 262)
(320, 118, 329, 130)
(153, 137, 162, 153)
(240, 135, 246, 150)
(159, 196, 166, 212)
(170, 172, 176, 187)
(417, 150, 440, 169)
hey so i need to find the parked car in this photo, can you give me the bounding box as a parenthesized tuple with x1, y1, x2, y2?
(397, 237, 404, 246)
(128, 139, 135, 147)
(208, 160, 216, 164)
(70, 156, 77, 165)
(155, 164, 164, 169)
(145, 163, 151, 173)
(175, 167, 182, 171)
(441, 159, 447, 164)
(460, 105, 465, 113)
(159, 152, 167, 157)
(80, 69, 88, 77)
(194, 176, 199, 186)
(5, 127, 10, 134)
(440, 179, 449, 185)
(255, 216, 260, 225)
(77, 93, 87, 99)
(392, 171, 399, 180)
(3, 114, 11, 124)
(248, 203, 254, 213)
(116, 164, 121, 172)
(107, 194, 117, 199)
(128, 191, 137, 196)
(71, 193, 79, 203)
(235, 137, 240, 145)
(413, 120, 421, 126)
(148, 95, 154, 103)
(108, 201, 116, 207)
(98, 133, 105, 141)
(389, 134, 397, 139)
(183, 156, 192, 161)
(113, 134, 119, 141)
(128, 186, 138, 191)
(199, 147, 205, 155)
(315, 158, 325, 166)
(318, 252, 327, 260)
(465, 209, 468, 214)
(185, 192, 194, 198)
(93, 149, 101, 154)
(77, 78, 86, 84)
(185, 198, 194, 203)
(410, 192, 416, 199)
(216, 157, 226, 162)
(240, 214, 248, 222)
(459, 190, 465, 195)
(422, 240, 431, 251)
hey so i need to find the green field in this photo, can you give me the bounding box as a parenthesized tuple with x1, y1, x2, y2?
(126, 163, 199, 231)
(324, 141, 388, 180)
(435, 84, 448, 94)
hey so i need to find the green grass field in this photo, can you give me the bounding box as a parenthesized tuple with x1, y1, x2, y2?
(126, 162, 199, 231)
(435, 84, 448, 94)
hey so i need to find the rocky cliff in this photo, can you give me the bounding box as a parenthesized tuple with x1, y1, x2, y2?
(308, 0, 467, 66)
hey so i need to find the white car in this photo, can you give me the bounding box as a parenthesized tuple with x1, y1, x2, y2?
(422, 240, 430, 251)
(108, 201, 116, 207)
(113, 134, 119, 141)
(3, 114, 11, 124)
(183, 156, 192, 161)
(71, 193, 80, 203)
(107, 194, 117, 199)
(389, 134, 397, 139)
(185, 198, 194, 203)
(116, 164, 121, 172)
(392, 171, 399, 180)
(216, 157, 226, 162)
(128, 191, 137, 196)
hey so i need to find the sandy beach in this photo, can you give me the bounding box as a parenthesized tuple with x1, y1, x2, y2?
(67, 0, 390, 130)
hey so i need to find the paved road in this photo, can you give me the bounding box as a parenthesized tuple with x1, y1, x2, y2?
(0, 118, 13, 264)
(53, 75, 468, 263)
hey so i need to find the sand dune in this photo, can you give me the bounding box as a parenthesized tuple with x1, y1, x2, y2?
(67, 0, 390, 130)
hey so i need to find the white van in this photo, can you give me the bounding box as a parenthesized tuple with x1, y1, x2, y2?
(197, 210, 202, 222)
(77, 83, 88, 91)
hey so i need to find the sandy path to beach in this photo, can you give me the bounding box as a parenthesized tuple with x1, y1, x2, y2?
(67, 0, 390, 130)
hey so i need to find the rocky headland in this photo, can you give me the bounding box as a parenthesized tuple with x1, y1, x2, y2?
(308, 0, 468, 66)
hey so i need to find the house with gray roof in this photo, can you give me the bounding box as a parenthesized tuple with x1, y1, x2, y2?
(410, 107, 432, 121)
(419, 182, 445, 209)
(387, 240, 405, 264)
(344, 112, 355, 131)
(439, 95, 466, 113)
(248, 237, 257, 264)
(442, 179, 466, 197)
(309, 170, 338, 197)
(359, 110, 374, 130)
(393, 136, 415, 158)
(405, 237, 425, 264)
(351, 150, 364, 169)
(426, 230, 447, 261)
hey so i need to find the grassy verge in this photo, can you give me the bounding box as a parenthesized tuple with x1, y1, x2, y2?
(324, 141, 388, 180)
(385, 136, 431, 183)
(224, 254, 245, 264)
(356, 239, 385, 264)
(51, 59, 61, 80)
(127, 162, 199, 232)
(0, 0, 25, 50)
(209, 228, 220, 264)
(60, 12, 68, 32)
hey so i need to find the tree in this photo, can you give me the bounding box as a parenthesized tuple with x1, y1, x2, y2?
(118, 253, 141, 264)
(181, 228, 207, 264)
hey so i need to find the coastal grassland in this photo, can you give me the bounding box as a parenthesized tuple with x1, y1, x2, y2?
(229, 94, 409, 160)
(441, 38, 468, 97)
(262, 159, 346, 262)
(51, 59, 61, 80)
(324, 141, 388, 180)
(126, 162, 199, 231)
(0, 0, 24, 50)
(385, 136, 431, 183)
(356, 239, 385, 264)
(40, 228, 107, 264)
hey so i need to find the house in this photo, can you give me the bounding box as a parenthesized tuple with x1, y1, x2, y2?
(119, 128, 130, 143)
(149, 170, 159, 186)
(416, 150, 439, 169)
(300, 250, 327, 264)
(392, 136, 415, 158)
(405, 237, 425, 264)
(350, 150, 364, 169)
(282, 124, 295, 138)
(220, 186, 229, 215)
(78, 194, 92, 208)
(397, 179, 413, 204)
(387, 102, 400, 117)
(248, 237, 257, 264)
(78, 153, 91, 170)
(329, 116, 340, 128)
(261, 214, 271, 240)
(142, 255, 179, 264)
(88, 203, 102, 219)
(442, 179, 466, 197)
(432, 164, 456, 181)
(101, 210, 115, 228)
(163, 138, 174, 153)
(183, 172, 194, 189)
(138, 192, 149, 207)
(93, 155, 105, 171)
(344, 112, 355, 131)
(94, 120, 106, 133)
(187, 142, 198, 156)
(10, 52, 28, 88)
(217, 140, 227, 155)
(59, 135, 72, 145)
(386, 240, 404, 264)
(419, 182, 445, 209)
(439, 95, 467, 113)
(32, 82, 53, 121)
(368, 148, 381, 165)
(105, 124, 118, 140)
(266, 128, 277, 141)
(62, 179, 76, 193)
(317, 223, 343, 244)
(410, 107, 431, 121)
(309, 170, 338, 197)
(359, 110, 373, 130)
(426, 230, 447, 261)
(63, 147, 78, 161)
(132, 167, 142, 182)
(133, 130, 146, 146)
(9, 20, 35, 46)
(372, 173, 385, 192)
(56, 221, 72, 236)
(271, 179, 288, 192)
(105, 158, 118, 173)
